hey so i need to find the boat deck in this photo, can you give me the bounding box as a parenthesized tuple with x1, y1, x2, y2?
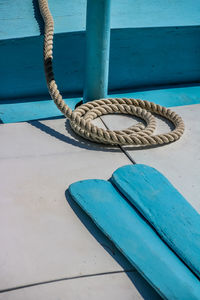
(0, 103, 199, 299)
(1, 0, 200, 298)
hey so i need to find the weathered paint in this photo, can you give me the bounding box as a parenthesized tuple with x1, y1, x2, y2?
(1, 85, 200, 123)
(1, 0, 200, 40)
(112, 164, 200, 279)
(1, 0, 200, 101)
(1, 26, 200, 101)
(111, 85, 200, 107)
(83, 0, 111, 102)
(0, 97, 81, 123)
(69, 179, 200, 299)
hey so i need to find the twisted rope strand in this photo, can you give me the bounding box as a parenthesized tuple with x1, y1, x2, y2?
(38, 0, 185, 146)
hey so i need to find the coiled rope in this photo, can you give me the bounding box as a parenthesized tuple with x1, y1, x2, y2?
(38, 0, 184, 146)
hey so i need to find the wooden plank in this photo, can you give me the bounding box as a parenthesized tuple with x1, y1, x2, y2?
(1, 26, 200, 101)
(111, 85, 200, 108)
(109, 26, 200, 92)
(112, 164, 200, 279)
(101, 104, 200, 211)
(0, 98, 80, 123)
(1, 0, 200, 40)
(69, 179, 200, 300)
(1, 1, 200, 101)
(1, 86, 200, 123)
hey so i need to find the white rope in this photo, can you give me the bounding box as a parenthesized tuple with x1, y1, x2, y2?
(38, 0, 185, 146)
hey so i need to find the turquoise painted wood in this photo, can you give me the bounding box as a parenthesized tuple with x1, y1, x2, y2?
(0, 98, 81, 123)
(1, 85, 200, 123)
(112, 164, 200, 279)
(1, 26, 200, 101)
(69, 180, 200, 299)
(2, 26, 200, 101)
(1, 0, 200, 101)
(111, 85, 200, 108)
(2, 0, 200, 40)
(83, 0, 111, 102)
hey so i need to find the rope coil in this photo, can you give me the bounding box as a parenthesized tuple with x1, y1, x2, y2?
(38, 0, 185, 146)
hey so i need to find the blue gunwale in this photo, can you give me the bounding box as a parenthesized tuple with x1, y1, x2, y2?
(1, 84, 200, 123)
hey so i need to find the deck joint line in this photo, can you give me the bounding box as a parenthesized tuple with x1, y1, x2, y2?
(100, 117, 136, 164)
(0, 269, 135, 294)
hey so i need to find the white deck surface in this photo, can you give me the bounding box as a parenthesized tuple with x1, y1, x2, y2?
(0, 118, 161, 299)
(0, 272, 159, 300)
(1, 104, 199, 299)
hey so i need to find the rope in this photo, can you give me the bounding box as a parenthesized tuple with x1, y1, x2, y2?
(38, 0, 185, 146)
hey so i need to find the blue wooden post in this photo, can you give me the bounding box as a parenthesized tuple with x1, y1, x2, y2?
(83, 0, 111, 103)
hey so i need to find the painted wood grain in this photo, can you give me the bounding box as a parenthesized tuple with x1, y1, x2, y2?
(69, 179, 200, 300)
(1, 85, 200, 123)
(1, 0, 200, 101)
(1, 26, 200, 101)
(0, 98, 81, 123)
(1, 0, 200, 40)
(112, 164, 200, 279)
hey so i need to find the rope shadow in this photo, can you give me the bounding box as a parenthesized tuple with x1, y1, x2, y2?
(122, 114, 176, 152)
(32, 0, 45, 35)
(28, 117, 176, 153)
(28, 119, 122, 153)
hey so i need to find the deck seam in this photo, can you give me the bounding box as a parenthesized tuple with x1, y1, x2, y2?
(100, 117, 136, 164)
(0, 269, 135, 294)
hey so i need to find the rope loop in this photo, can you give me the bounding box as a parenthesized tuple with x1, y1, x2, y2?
(38, 0, 185, 146)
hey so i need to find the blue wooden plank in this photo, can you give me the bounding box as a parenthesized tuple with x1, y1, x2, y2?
(0, 32, 85, 100)
(111, 85, 200, 108)
(1, 26, 200, 101)
(1, 85, 200, 123)
(112, 164, 200, 279)
(0, 0, 86, 40)
(0, 98, 81, 123)
(69, 179, 200, 299)
(1, 0, 200, 40)
(109, 26, 200, 92)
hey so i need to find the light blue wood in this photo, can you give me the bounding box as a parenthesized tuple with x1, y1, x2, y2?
(1, 26, 200, 101)
(0, 97, 81, 123)
(1, 1, 200, 101)
(1, 85, 200, 123)
(111, 85, 200, 107)
(1, 1, 200, 121)
(69, 179, 200, 300)
(112, 164, 200, 279)
(83, 0, 111, 102)
(1, 0, 200, 40)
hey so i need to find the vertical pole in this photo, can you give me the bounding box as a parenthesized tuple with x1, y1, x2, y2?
(83, 0, 111, 103)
